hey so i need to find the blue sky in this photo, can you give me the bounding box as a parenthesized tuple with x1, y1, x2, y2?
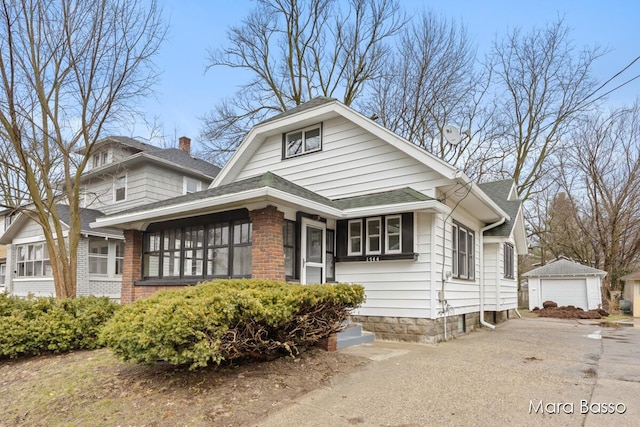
(136, 0, 640, 149)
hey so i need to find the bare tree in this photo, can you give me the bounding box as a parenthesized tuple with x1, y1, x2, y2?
(201, 0, 405, 164)
(559, 105, 640, 291)
(0, 0, 165, 298)
(361, 10, 499, 175)
(489, 19, 606, 200)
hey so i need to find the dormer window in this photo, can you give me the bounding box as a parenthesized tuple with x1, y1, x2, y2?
(92, 151, 109, 168)
(283, 124, 322, 159)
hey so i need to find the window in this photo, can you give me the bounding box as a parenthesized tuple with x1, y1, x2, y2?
(284, 125, 322, 158)
(283, 221, 296, 279)
(452, 222, 475, 280)
(0, 264, 5, 285)
(183, 177, 201, 194)
(89, 240, 109, 275)
(92, 151, 108, 168)
(366, 217, 381, 255)
(348, 220, 362, 255)
(114, 175, 126, 202)
(16, 243, 51, 277)
(89, 238, 125, 277)
(337, 213, 414, 261)
(143, 218, 252, 280)
(504, 243, 515, 279)
(385, 215, 402, 254)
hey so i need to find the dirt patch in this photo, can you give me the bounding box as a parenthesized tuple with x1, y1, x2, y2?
(532, 300, 609, 319)
(0, 347, 369, 426)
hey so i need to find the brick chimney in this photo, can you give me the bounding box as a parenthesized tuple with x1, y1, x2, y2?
(178, 136, 191, 154)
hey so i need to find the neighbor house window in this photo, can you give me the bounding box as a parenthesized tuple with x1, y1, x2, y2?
(89, 238, 125, 277)
(283, 220, 296, 279)
(183, 176, 201, 194)
(16, 242, 51, 277)
(114, 174, 126, 202)
(92, 151, 108, 168)
(504, 243, 515, 279)
(385, 215, 402, 254)
(348, 220, 362, 255)
(0, 264, 5, 285)
(366, 217, 382, 255)
(284, 124, 322, 158)
(143, 218, 252, 280)
(452, 222, 474, 280)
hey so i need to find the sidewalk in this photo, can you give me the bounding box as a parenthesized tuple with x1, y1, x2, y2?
(258, 318, 640, 426)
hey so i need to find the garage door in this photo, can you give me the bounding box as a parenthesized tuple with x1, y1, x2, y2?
(540, 278, 588, 309)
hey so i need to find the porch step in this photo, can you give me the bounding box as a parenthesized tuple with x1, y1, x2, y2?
(337, 323, 375, 350)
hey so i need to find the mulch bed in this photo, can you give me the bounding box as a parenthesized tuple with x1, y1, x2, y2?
(532, 300, 609, 319)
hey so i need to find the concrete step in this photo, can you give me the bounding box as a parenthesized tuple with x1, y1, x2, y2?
(337, 323, 375, 350)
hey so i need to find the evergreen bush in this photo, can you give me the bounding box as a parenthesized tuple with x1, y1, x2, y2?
(101, 279, 365, 369)
(0, 293, 119, 358)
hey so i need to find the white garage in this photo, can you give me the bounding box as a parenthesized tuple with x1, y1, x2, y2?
(525, 257, 606, 311)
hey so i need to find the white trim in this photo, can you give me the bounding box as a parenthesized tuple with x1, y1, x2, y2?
(113, 173, 127, 203)
(385, 215, 402, 254)
(300, 218, 326, 284)
(92, 186, 451, 230)
(13, 230, 70, 245)
(12, 277, 54, 282)
(347, 219, 363, 256)
(365, 217, 382, 255)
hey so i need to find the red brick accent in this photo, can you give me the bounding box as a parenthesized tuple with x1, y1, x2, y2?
(121, 229, 143, 304)
(316, 334, 337, 352)
(249, 205, 285, 281)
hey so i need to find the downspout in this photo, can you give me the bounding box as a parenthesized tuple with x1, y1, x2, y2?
(479, 217, 506, 330)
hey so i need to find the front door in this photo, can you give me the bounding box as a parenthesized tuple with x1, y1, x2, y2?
(301, 218, 325, 284)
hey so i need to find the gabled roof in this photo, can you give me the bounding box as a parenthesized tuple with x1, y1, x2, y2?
(92, 172, 442, 230)
(478, 179, 523, 238)
(211, 98, 508, 223)
(0, 205, 122, 244)
(56, 205, 122, 239)
(523, 257, 607, 278)
(80, 137, 220, 180)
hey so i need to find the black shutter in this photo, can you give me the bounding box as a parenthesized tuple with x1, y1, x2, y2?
(401, 213, 413, 254)
(336, 219, 347, 258)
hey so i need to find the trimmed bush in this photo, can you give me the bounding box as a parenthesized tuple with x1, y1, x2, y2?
(101, 279, 365, 369)
(0, 294, 120, 359)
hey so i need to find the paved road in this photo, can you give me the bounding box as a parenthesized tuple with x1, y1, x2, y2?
(259, 317, 640, 426)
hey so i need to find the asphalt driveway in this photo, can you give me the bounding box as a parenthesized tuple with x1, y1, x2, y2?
(260, 317, 640, 426)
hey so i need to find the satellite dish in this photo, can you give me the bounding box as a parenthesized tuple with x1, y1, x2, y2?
(443, 125, 462, 146)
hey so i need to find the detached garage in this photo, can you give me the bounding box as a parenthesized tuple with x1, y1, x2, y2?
(525, 257, 606, 311)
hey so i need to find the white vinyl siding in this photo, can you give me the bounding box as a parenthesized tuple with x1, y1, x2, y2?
(234, 116, 443, 199)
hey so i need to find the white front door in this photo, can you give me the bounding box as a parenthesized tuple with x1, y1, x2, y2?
(301, 218, 326, 284)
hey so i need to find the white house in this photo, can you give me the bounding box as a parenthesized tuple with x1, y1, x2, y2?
(0, 136, 220, 300)
(93, 98, 527, 342)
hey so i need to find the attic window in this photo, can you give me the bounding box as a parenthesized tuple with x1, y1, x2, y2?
(283, 124, 322, 158)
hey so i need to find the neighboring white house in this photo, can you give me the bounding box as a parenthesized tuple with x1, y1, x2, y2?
(0, 136, 220, 300)
(94, 97, 528, 342)
(525, 257, 606, 310)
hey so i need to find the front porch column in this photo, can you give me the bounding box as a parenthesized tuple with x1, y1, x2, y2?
(249, 205, 285, 281)
(122, 229, 143, 304)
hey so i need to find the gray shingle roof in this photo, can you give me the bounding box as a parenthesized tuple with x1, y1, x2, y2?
(258, 97, 338, 125)
(478, 179, 521, 237)
(145, 148, 221, 177)
(523, 257, 607, 277)
(56, 205, 123, 238)
(108, 172, 432, 218)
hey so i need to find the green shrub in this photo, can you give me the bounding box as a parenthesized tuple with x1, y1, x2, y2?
(0, 294, 120, 359)
(101, 279, 365, 369)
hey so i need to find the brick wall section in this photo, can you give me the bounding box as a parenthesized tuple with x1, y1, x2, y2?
(121, 230, 143, 304)
(249, 205, 285, 281)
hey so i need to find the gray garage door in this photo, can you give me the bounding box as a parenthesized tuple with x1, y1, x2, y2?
(540, 278, 588, 309)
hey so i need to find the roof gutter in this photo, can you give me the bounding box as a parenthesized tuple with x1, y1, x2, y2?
(479, 216, 507, 330)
